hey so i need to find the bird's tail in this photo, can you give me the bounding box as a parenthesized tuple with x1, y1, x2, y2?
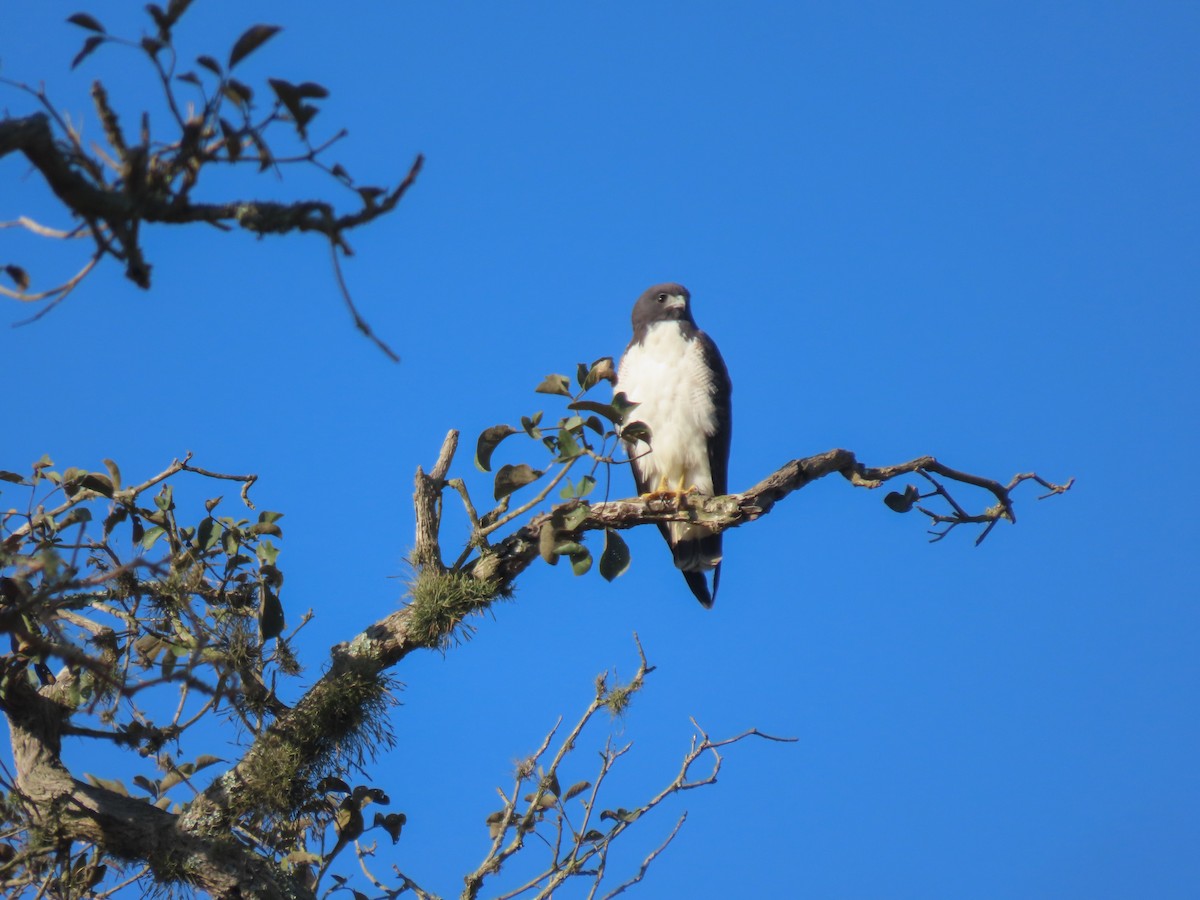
(672, 526, 722, 607)
(671, 532, 722, 572)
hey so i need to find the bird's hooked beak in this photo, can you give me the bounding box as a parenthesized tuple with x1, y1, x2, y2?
(664, 293, 687, 312)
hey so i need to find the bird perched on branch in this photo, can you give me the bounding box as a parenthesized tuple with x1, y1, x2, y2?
(616, 283, 732, 607)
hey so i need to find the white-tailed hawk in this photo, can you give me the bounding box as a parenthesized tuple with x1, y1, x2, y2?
(616, 282, 732, 608)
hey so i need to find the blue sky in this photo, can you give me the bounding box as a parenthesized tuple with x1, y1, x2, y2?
(3, 2, 1198, 897)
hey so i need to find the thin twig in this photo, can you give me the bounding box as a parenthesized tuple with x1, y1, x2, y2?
(329, 238, 399, 362)
(598, 813, 687, 900)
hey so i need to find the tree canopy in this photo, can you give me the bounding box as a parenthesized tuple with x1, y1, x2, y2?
(1, 6, 1075, 898)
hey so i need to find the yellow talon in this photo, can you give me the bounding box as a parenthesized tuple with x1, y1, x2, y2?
(641, 474, 697, 501)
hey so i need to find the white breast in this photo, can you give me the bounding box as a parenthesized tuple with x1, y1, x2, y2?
(617, 321, 717, 496)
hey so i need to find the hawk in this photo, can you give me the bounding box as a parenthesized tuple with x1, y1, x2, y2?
(616, 283, 732, 608)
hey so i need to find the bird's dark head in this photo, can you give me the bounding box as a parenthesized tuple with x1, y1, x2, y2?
(632, 282, 692, 330)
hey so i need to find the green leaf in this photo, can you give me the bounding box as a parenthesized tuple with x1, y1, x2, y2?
(158, 764, 194, 793)
(583, 357, 616, 389)
(620, 420, 652, 445)
(317, 776, 352, 794)
(132, 774, 159, 798)
(558, 475, 596, 501)
(553, 540, 592, 575)
(475, 425, 519, 472)
(525, 792, 556, 810)
(258, 510, 284, 524)
(249, 128, 272, 171)
(563, 780, 591, 801)
(567, 399, 622, 425)
(259, 563, 282, 588)
(884, 484, 920, 514)
(555, 427, 584, 462)
(154, 484, 174, 512)
(600, 807, 641, 823)
(196, 54, 222, 75)
(222, 78, 253, 107)
(538, 521, 559, 565)
(146, 3, 166, 31)
(291, 104, 318, 137)
(295, 81, 329, 99)
(57, 507, 92, 530)
(610, 392, 640, 424)
(197, 517, 222, 551)
(375, 811, 406, 844)
(78, 472, 113, 497)
(521, 411, 544, 439)
(84, 775, 129, 796)
(259, 587, 285, 640)
(66, 13, 106, 33)
(141, 525, 165, 549)
(164, 0, 194, 29)
(102, 458, 121, 490)
(85, 862, 107, 891)
(486, 810, 508, 839)
(494, 464, 542, 501)
(71, 35, 106, 69)
(267, 78, 319, 137)
(561, 503, 589, 531)
(599, 529, 631, 581)
(268, 77, 300, 110)
(535, 373, 571, 397)
(102, 506, 128, 536)
(228, 24, 281, 68)
(191, 754, 224, 774)
(218, 118, 241, 159)
(0, 470, 26, 484)
(3, 265, 30, 291)
(569, 546, 592, 576)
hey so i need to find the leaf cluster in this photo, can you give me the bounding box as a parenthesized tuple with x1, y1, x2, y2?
(62, 6, 354, 190)
(0, 454, 312, 893)
(2, 4, 421, 352)
(464, 358, 645, 582)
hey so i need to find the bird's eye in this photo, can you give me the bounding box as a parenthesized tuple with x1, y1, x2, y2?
(656, 293, 667, 303)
